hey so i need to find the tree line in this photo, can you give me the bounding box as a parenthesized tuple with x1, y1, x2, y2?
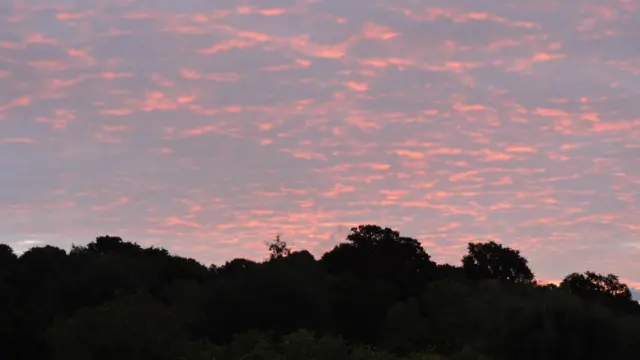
(0, 224, 638, 360)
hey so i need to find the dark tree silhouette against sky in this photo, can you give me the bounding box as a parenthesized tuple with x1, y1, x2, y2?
(1, 225, 638, 360)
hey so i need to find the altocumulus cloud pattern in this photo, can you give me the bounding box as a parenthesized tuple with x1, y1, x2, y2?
(0, 0, 638, 290)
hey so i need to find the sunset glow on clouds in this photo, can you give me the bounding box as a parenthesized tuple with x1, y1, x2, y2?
(1, 0, 639, 291)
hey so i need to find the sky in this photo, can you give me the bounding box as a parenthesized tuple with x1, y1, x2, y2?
(0, 0, 638, 294)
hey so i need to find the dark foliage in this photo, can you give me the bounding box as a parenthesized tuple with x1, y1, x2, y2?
(0, 226, 638, 360)
(462, 241, 534, 284)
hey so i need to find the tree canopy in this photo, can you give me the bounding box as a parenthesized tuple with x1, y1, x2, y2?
(0, 226, 638, 360)
(462, 240, 535, 284)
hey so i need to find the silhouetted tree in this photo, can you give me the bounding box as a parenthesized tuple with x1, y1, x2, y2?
(9, 246, 71, 360)
(0, 243, 17, 285)
(0, 243, 17, 263)
(216, 258, 258, 277)
(202, 250, 331, 342)
(265, 234, 291, 260)
(462, 241, 534, 284)
(0, 244, 19, 360)
(560, 271, 639, 314)
(319, 225, 436, 343)
(322, 224, 435, 297)
(561, 271, 631, 300)
(83, 235, 142, 255)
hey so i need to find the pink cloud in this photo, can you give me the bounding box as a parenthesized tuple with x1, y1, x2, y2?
(0, 0, 638, 288)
